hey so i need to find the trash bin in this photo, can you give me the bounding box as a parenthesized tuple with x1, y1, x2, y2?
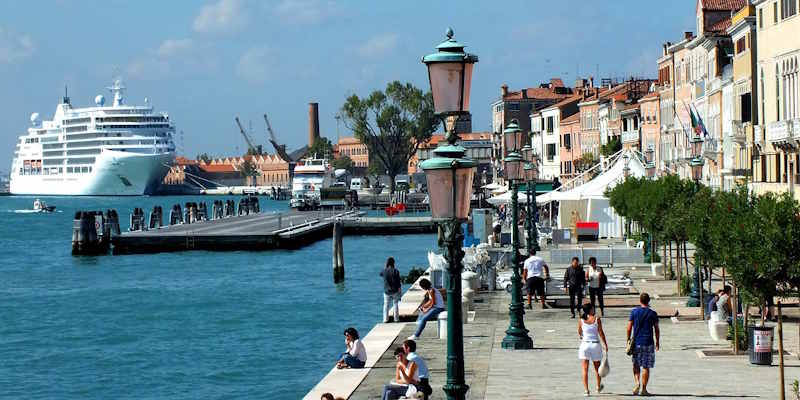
(748, 325, 774, 365)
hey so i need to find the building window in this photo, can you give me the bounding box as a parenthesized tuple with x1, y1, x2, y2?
(741, 93, 752, 123)
(546, 116, 555, 133)
(564, 133, 572, 149)
(508, 102, 520, 112)
(781, 0, 797, 19)
(774, 1, 779, 23)
(736, 37, 746, 55)
(546, 143, 556, 161)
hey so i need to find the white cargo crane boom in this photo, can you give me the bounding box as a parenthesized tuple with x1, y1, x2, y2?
(234, 116, 259, 154)
(263, 113, 293, 162)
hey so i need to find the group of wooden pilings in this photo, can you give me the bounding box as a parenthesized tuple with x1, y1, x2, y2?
(71, 210, 121, 255)
(72, 196, 263, 255)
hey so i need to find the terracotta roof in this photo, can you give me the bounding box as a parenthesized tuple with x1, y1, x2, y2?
(700, 0, 747, 11)
(543, 94, 583, 111)
(175, 156, 199, 165)
(561, 113, 580, 124)
(199, 163, 237, 173)
(706, 18, 733, 32)
(503, 86, 573, 101)
(550, 78, 565, 88)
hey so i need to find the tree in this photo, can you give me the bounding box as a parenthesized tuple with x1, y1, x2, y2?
(308, 137, 334, 160)
(600, 136, 622, 157)
(197, 153, 211, 163)
(340, 81, 437, 193)
(239, 158, 260, 185)
(331, 155, 353, 171)
(245, 145, 263, 156)
(574, 152, 598, 173)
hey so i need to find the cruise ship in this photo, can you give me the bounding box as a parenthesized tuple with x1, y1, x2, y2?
(9, 80, 176, 195)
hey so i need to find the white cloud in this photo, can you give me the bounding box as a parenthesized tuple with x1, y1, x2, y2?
(273, 0, 338, 24)
(156, 38, 196, 57)
(127, 38, 216, 80)
(125, 58, 171, 80)
(0, 27, 35, 64)
(356, 33, 398, 58)
(236, 46, 274, 84)
(193, 0, 249, 34)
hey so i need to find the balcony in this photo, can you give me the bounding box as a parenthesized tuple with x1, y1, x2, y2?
(703, 137, 720, 159)
(766, 120, 794, 147)
(754, 125, 763, 148)
(621, 130, 640, 144)
(730, 120, 746, 145)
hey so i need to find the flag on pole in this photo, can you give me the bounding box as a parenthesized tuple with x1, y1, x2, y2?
(688, 104, 708, 138)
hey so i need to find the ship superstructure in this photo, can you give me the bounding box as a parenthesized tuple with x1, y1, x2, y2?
(9, 80, 176, 195)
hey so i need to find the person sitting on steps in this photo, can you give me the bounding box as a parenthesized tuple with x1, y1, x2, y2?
(336, 327, 366, 369)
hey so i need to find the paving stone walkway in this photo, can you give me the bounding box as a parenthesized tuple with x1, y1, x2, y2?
(348, 286, 797, 399)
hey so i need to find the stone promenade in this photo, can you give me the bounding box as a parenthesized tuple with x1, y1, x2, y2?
(347, 269, 797, 399)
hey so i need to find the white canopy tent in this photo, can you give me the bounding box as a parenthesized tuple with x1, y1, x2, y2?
(487, 149, 647, 238)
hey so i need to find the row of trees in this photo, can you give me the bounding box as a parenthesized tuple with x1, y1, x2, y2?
(606, 175, 799, 325)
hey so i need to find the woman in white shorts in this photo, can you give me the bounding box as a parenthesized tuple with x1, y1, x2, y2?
(578, 303, 608, 397)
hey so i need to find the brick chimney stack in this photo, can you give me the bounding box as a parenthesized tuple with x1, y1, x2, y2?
(308, 102, 320, 147)
(501, 84, 509, 97)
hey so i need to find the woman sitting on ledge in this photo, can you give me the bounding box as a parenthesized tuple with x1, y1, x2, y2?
(381, 346, 419, 400)
(407, 279, 445, 341)
(336, 327, 366, 369)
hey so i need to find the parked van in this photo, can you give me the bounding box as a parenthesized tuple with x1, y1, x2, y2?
(350, 178, 363, 191)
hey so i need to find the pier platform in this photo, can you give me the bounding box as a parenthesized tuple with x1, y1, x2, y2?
(110, 211, 436, 254)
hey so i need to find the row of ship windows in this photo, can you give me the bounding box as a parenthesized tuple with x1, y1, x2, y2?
(43, 139, 174, 149)
(19, 166, 93, 176)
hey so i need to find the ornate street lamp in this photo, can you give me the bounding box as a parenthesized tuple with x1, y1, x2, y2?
(520, 142, 534, 251)
(645, 145, 656, 178)
(687, 134, 704, 307)
(524, 160, 540, 252)
(501, 121, 534, 350)
(622, 153, 631, 178)
(420, 27, 478, 400)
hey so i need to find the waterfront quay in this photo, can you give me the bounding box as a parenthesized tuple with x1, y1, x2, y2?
(308, 261, 798, 399)
(109, 209, 436, 254)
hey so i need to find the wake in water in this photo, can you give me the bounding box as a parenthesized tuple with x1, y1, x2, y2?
(5, 209, 62, 213)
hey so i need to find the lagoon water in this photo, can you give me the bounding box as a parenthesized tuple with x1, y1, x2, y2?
(0, 195, 435, 399)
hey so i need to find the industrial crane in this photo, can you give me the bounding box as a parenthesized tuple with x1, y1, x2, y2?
(235, 117, 262, 155)
(263, 114, 293, 162)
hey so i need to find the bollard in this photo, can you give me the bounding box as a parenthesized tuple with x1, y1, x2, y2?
(332, 221, 345, 283)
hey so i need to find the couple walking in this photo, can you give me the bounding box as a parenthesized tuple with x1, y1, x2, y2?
(564, 257, 607, 318)
(578, 292, 660, 397)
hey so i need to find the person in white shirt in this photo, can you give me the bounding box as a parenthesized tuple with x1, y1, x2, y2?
(403, 339, 432, 399)
(585, 257, 606, 316)
(381, 347, 419, 400)
(336, 327, 366, 369)
(522, 249, 550, 309)
(716, 285, 732, 322)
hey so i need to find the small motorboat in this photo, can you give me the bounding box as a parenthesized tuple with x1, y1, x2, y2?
(33, 198, 56, 213)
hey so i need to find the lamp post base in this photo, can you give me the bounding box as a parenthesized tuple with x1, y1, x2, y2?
(443, 383, 470, 400)
(502, 333, 534, 350)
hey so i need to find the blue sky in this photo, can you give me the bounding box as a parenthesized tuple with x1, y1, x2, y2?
(0, 0, 696, 169)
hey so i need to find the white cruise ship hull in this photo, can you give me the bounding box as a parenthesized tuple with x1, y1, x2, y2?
(10, 150, 174, 196)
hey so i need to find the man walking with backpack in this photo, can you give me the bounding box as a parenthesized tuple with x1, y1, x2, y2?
(381, 257, 402, 323)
